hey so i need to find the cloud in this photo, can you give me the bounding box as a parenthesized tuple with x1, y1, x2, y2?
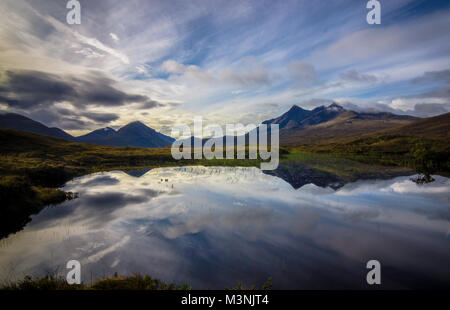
(75, 48, 105, 59)
(0, 69, 169, 130)
(412, 69, 450, 84)
(161, 60, 188, 74)
(288, 61, 317, 87)
(139, 100, 164, 109)
(0, 70, 160, 109)
(81, 112, 120, 123)
(335, 97, 450, 118)
(110, 33, 119, 42)
(420, 86, 450, 98)
(387, 83, 450, 116)
(161, 59, 271, 88)
(219, 66, 270, 87)
(339, 69, 378, 83)
(307, 10, 450, 70)
(413, 103, 450, 117)
(70, 27, 130, 65)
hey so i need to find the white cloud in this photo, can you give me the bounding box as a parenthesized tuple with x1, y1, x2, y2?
(110, 32, 119, 42)
(72, 31, 130, 64)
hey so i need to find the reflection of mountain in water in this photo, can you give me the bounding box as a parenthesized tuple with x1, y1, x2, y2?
(264, 160, 414, 190)
(123, 169, 151, 178)
(264, 161, 345, 189)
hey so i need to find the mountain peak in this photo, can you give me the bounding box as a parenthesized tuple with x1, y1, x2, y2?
(288, 105, 306, 112)
(327, 102, 345, 111)
(127, 121, 146, 126)
(120, 121, 153, 131)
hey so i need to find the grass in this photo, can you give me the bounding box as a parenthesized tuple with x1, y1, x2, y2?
(288, 135, 450, 176)
(279, 150, 412, 183)
(1, 274, 273, 291)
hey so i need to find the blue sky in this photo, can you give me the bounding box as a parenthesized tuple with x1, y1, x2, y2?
(0, 0, 450, 135)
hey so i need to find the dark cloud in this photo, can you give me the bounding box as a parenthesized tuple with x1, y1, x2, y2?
(0, 70, 162, 109)
(139, 100, 164, 109)
(413, 103, 450, 117)
(340, 69, 378, 83)
(339, 100, 450, 118)
(0, 69, 166, 130)
(58, 117, 90, 130)
(81, 112, 120, 123)
(412, 69, 450, 84)
(166, 102, 183, 107)
(419, 86, 450, 98)
(0, 71, 76, 108)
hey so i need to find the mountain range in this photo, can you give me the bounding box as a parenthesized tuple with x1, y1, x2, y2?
(0, 113, 174, 148)
(76, 121, 175, 147)
(264, 103, 419, 145)
(1, 103, 447, 148)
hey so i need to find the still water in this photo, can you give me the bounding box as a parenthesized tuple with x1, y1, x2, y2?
(0, 166, 449, 289)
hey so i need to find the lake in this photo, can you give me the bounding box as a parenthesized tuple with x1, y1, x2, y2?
(0, 166, 449, 289)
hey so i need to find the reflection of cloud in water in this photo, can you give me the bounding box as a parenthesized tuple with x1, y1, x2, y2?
(0, 167, 449, 289)
(87, 235, 131, 263)
(81, 175, 119, 186)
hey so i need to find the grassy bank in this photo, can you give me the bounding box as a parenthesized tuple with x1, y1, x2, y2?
(288, 135, 450, 177)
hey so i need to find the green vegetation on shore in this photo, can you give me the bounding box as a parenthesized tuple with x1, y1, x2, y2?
(289, 135, 449, 177)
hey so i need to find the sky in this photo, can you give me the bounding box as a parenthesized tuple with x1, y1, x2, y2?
(0, 0, 450, 136)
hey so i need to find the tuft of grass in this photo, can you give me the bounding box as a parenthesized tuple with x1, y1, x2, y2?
(1, 274, 273, 291)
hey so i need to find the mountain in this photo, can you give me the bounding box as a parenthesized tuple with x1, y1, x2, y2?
(0, 112, 174, 148)
(263, 105, 312, 129)
(263, 103, 419, 145)
(79, 121, 175, 147)
(0, 113, 74, 141)
(77, 127, 117, 143)
(263, 103, 347, 130)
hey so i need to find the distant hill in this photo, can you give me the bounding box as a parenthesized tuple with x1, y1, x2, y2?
(0, 113, 174, 148)
(0, 113, 74, 141)
(79, 121, 174, 147)
(264, 103, 419, 145)
(374, 112, 450, 139)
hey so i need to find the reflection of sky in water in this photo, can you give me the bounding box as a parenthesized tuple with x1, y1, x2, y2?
(0, 167, 449, 289)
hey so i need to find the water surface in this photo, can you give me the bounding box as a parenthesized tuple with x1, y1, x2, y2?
(0, 166, 449, 289)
